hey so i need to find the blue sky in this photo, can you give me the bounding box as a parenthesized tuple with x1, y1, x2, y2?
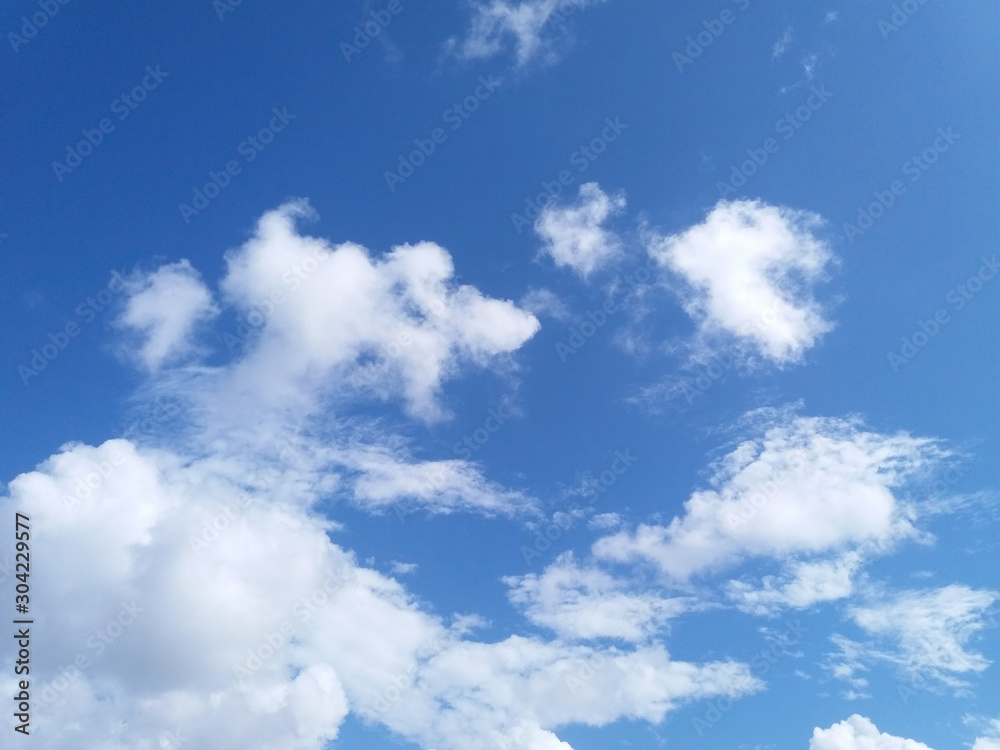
(2, 1, 999, 749)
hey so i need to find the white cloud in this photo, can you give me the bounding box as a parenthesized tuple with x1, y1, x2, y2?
(447, 0, 610, 66)
(213, 200, 540, 423)
(972, 720, 1000, 750)
(118, 259, 218, 370)
(963, 716, 1000, 750)
(2, 437, 760, 750)
(810, 715, 934, 750)
(114, 202, 543, 517)
(520, 287, 572, 321)
(593, 413, 940, 580)
(589, 512, 621, 530)
(5, 439, 358, 750)
(389, 638, 759, 746)
(504, 553, 691, 642)
(802, 52, 819, 79)
(536, 182, 626, 279)
(647, 199, 836, 366)
(727, 551, 864, 615)
(837, 585, 998, 687)
(773, 27, 793, 59)
(339, 442, 534, 516)
(824, 635, 872, 695)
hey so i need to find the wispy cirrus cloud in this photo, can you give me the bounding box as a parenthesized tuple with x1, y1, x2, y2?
(828, 585, 998, 690)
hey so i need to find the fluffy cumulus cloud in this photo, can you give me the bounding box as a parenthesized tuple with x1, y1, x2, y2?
(118, 259, 219, 370)
(810, 715, 934, 750)
(504, 552, 691, 642)
(447, 0, 610, 66)
(2, 437, 761, 750)
(112, 200, 542, 516)
(214, 200, 540, 423)
(6, 439, 357, 750)
(535, 182, 626, 278)
(972, 721, 1000, 750)
(832, 585, 998, 688)
(592, 412, 943, 581)
(647, 199, 836, 365)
